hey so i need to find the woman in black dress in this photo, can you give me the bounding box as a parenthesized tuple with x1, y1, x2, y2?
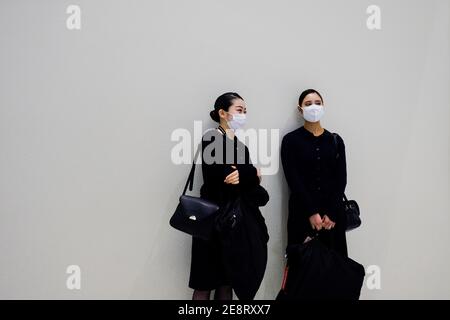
(189, 92, 269, 300)
(281, 89, 348, 257)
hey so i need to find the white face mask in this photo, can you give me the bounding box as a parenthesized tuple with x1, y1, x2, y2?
(301, 104, 324, 123)
(227, 113, 246, 131)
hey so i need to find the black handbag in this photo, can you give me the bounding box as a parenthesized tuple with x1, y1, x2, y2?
(332, 133, 361, 232)
(343, 193, 361, 231)
(169, 145, 220, 240)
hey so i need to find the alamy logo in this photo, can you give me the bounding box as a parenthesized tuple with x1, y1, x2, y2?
(66, 5, 81, 30)
(171, 121, 280, 175)
(66, 265, 81, 290)
(366, 265, 381, 290)
(366, 5, 382, 30)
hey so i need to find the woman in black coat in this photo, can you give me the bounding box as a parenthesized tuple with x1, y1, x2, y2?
(189, 92, 269, 300)
(281, 89, 348, 257)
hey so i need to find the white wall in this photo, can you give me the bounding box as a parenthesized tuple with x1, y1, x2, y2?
(0, 0, 449, 299)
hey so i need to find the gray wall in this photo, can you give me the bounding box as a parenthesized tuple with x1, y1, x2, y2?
(0, 0, 449, 299)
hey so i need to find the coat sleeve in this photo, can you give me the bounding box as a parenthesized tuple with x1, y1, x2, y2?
(327, 134, 347, 221)
(281, 135, 318, 219)
(236, 145, 259, 188)
(201, 134, 234, 191)
(245, 184, 270, 207)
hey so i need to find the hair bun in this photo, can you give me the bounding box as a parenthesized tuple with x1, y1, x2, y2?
(210, 109, 219, 122)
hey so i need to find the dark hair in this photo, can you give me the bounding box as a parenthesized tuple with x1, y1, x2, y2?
(298, 89, 324, 106)
(210, 92, 244, 122)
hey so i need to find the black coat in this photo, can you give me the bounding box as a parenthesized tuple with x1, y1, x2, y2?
(189, 128, 269, 297)
(281, 126, 348, 256)
(217, 186, 269, 300)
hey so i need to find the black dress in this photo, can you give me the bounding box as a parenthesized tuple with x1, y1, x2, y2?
(281, 126, 348, 257)
(189, 128, 266, 291)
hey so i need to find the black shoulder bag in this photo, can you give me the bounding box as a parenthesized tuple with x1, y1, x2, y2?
(169, 144, 220, 240)
(332, 133, 361, 231)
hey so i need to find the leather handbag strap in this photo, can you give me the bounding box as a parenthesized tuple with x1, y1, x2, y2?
(332, 133, 340, 159)
(182, 143, 202, 196)
(182, 126, 231, 196)
(332, 132, 349, 203)
(343, 193, 349, 202)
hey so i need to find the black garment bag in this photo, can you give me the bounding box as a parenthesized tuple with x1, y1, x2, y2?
(276, 231, 365, 300)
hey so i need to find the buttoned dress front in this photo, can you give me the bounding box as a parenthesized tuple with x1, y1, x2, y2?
(281, 126, 348, 257)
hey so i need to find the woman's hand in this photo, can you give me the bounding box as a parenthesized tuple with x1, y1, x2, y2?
(309, 213, 323, 231)
(256, 168, 262, 182)
(322, 215, 336, 230)
(224, 165, 239, 184)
